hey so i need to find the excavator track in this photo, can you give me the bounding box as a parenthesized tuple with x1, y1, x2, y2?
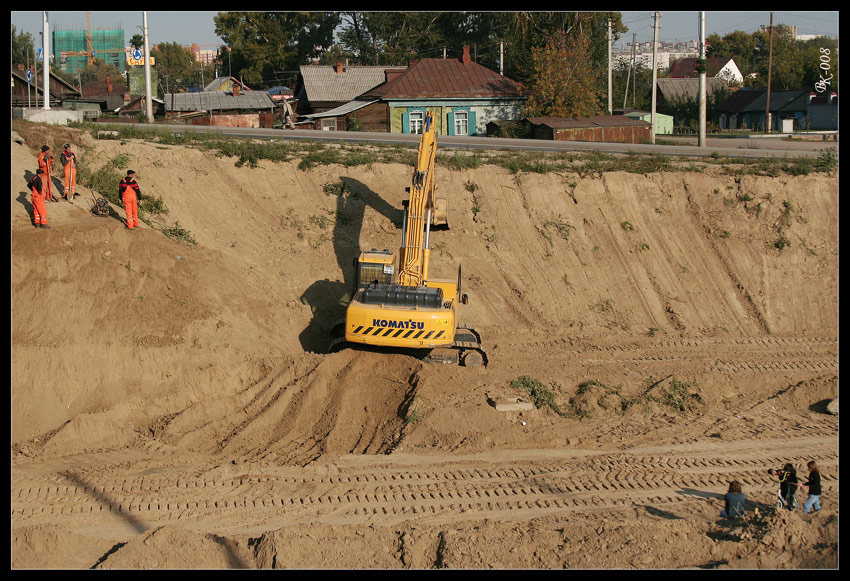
(329, 321, 487, 367)
(424, 324, 488, 367)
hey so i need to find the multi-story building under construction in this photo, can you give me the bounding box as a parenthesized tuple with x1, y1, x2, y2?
(53, 27, 126, 74)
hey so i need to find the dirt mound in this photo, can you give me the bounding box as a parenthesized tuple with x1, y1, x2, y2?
(11, 123, 838, 569)
(157, 349, 420, 467)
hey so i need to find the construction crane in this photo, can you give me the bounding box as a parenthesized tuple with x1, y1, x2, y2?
(59, 12, 129, 66)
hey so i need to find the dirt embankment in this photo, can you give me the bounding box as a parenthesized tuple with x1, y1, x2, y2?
(11, 123, 838, 569)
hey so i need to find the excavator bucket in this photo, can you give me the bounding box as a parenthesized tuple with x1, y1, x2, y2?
(432, 197, 449, 228)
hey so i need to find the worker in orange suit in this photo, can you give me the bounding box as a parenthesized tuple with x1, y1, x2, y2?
(27, 169, 51, 229)
(37, 145, 55, 201)
(118, 170, 143, 230)
(59, 143, 78, 200)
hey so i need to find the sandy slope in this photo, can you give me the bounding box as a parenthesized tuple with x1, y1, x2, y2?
(11, 123, 838, 569)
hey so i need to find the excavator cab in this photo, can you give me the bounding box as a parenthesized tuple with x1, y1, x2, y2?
(353, 249, 396, 291)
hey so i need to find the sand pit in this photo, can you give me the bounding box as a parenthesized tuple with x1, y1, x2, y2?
(11, 122, 837, 569)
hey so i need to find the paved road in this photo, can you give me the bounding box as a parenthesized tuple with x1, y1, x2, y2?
(133, 123, 836, 159)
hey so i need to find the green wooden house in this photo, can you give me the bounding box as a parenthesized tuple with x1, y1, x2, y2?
(308, 46, 527, 135)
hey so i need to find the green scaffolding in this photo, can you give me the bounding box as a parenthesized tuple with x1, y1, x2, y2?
(53, 28, 126, 74)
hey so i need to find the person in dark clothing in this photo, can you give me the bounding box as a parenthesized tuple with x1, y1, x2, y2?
(28, 168, 50, 228)
(769, 463, 799, 510)
(719, 480, 746, 518)
(799, 460, 822, 514)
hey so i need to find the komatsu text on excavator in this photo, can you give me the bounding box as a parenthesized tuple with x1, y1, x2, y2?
(330, 112, 485, 366)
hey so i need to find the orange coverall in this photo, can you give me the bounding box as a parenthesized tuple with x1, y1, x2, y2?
(37, 150, 54, 200)
(28, 174, 48, 227)
(119, 176, 141, 229)
(60, 149, 77, 199)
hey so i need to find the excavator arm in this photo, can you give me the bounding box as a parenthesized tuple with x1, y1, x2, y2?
(397, 112, 438, 287)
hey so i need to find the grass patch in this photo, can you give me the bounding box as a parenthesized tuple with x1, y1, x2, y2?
(161, 222, 197, 246)
(510, 375, 568, 416)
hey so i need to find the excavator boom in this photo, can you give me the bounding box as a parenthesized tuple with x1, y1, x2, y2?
(331, 112, 485, 366)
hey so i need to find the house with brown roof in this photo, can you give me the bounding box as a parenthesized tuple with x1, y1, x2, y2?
(304, 46, 528, 135)
(668, 56, 743, 85)
(294, 63, 407, 130)
(11, 65, 81, 108)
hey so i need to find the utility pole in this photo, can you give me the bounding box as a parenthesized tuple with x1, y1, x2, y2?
(42, 11, 50, 110)
(143, 11, 153, 123)
(624, 33, 636, 109)
(631, 33, 637, 107)
(608, 18, 614, 115)
(765, 12, 774, 133)
(651, 11, 660, 144)
(698, 11, 707, 146)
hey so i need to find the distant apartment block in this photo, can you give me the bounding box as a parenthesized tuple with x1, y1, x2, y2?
(189, 44, 219, 66)
(613, 40, 699, 71)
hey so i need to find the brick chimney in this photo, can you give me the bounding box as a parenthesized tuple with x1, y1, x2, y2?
(232, 83, 240, 96)
(335, 62, 344, 73)
(462, 45, 471, 65)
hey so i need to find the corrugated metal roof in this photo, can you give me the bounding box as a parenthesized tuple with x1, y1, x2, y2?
(715, 88, 765, 113)
(739, 89, 810, 113)
(302, 98, 378, 119)
(163, 91, 275, 112)
(656, 77, 728, 101)
(299, 65, 406, 102)
(362, 57, 527, 100)
(526, 115, 650, 129)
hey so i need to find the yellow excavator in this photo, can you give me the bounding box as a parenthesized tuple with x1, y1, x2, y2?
(330, 112, 485, 366)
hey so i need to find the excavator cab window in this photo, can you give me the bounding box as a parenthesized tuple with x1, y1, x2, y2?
(355, 262, 393, 290)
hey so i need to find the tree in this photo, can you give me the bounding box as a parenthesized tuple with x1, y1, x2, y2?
(214, 12, 339, 87)
(523, 29, 604, 118)
(150, 42, 197, 91)
(707, 30, 758, 81)
(708, 25, 838, 92)
(12, 25, 36, 67)
(488, 12, 625, 90)
(799, 37, 838, 94)
(336, 12, 448, 65)
(78, 60, 123, 85)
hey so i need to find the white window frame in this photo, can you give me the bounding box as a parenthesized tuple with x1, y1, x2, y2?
(453, 110, 469, 136)
(409, 110, 424, 134)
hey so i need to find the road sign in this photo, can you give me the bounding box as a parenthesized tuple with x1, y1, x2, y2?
(132, 48, 142, 60)
(26, 69, 32, 83)
(37, 48, 43, 62)
(127, 55, 155, 66)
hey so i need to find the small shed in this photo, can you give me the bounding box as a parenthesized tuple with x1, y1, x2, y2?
(163, 89, 277, 127)
(525, 115, 652, 144)
(615, 108, 674, 135)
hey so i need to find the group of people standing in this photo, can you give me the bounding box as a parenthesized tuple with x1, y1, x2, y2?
(27, 143, 76, 229)
(27, 143, 143, 230)
(720, 460, 823, 519)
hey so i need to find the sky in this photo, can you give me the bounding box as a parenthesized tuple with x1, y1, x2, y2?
(10, 10, 839, 51)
